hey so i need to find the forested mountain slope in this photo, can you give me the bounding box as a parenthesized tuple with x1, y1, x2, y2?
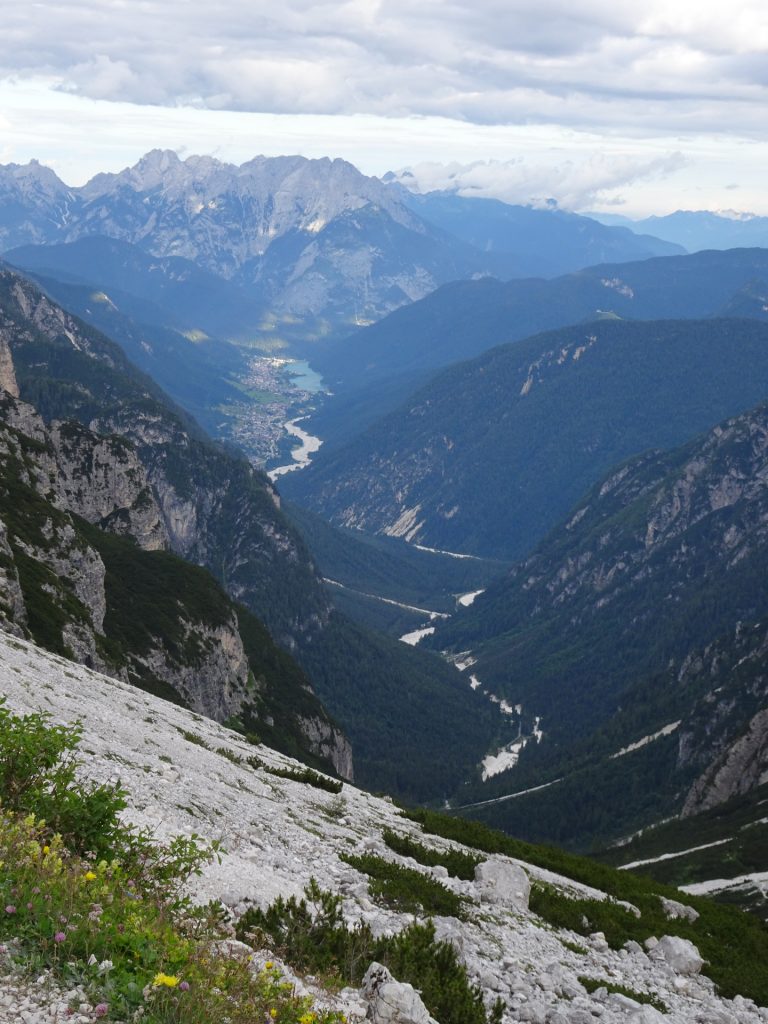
(286, 317, 768, 560)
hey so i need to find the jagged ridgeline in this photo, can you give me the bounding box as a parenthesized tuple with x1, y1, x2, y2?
(0, 268, 495, 800)
(433, 400, 768, 851)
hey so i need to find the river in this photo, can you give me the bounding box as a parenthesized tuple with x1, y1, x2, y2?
(267, 417, 323, 479)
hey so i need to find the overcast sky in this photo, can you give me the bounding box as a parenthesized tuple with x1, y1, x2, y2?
(2, 0, 768, 215)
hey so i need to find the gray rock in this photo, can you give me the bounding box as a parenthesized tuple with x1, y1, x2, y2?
(655, 935, 704, 975)
(660, 896, 700, 923)
(474, 859, 530, 910)
(361, 961, 435, 1024)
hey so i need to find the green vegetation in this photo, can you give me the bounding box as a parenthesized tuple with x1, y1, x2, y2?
(595, 780, 768, 920)
(247, 755, 343, 794)
(577, 976, 666, 1013)
(382, 827, 481, 880)
(404, 807, 768, 1005)
(296, 612, 505, 803)
(0, 700, 345, 1024)
(341, 852, 468, 919)
(237, 880, 503, 1024)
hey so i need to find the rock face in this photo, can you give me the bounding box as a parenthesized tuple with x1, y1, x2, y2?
(0, 281, 351, 775)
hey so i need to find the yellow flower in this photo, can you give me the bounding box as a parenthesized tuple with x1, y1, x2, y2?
(265, 960, 274, 969)
(299, 1014, 316, 1024)
(152, 973, 180, 988)
(269, 1011, 277, 1020)
(84, 871, 97, 881)
(42, 846, 50, 855)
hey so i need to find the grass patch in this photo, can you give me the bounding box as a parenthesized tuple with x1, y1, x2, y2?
(0, 701, 345, 1023)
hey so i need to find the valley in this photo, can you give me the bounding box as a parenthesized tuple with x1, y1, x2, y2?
(1, 149, 768, 1014)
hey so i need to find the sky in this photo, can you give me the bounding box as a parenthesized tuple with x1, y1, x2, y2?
(1, 0, 768, 216)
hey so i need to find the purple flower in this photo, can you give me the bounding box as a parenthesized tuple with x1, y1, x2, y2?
(4, 905, 15, 914)
(31, 887, 40, 895)
(54, 931, 66, 944)
(179, 981, 190, 992)
(26, 902, 33, 910)
(94, 1004, 108, 1018)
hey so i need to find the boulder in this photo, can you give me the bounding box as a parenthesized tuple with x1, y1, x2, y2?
(655, 935, 704, 975)
(474, 859, 530, 910)
(660, 897, 700, 923)
(361, 962, 435, 1024)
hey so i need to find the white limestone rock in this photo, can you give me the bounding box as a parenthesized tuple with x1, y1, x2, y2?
(654, 935, 704, 975)
(361, 962, 435, 1024)
(474, 859, 530, 910)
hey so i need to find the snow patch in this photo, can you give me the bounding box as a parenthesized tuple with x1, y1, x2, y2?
(609, 721, 681, 760)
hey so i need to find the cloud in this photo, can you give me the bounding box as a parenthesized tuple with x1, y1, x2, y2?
(391, 152, 689, 210)
(0, 1, 766, 137)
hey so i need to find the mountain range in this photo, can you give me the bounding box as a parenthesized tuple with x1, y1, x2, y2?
(0, 152, 680, 346)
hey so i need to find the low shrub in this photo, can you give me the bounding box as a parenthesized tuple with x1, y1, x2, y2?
(407, 797, 768, 1007)
(246, 756, 343, 793)
(578, 976, 667, 1013)
(341, 852, 468, 919)
(382, 827, 481, 880)
(237, 880, 503, 1024)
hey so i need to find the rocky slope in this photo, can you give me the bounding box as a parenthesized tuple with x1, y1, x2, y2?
(2, 629, 768, 1024)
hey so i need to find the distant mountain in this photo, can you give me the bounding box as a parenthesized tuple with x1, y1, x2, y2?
(0, 152, 685, 346)
(595, 210, 768, 253)
(430, 401, 768, 849)
(402, 191, 683, 277)
(285, 317, 768, 561)
(314, 247, 768, 392)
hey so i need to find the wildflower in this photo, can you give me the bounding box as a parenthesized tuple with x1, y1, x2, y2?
(4, 905, 15, 914)
(42, 846, 50, 855)
(94, 1004, 108, 1018)
(84, 871, 97, 882)
(269, 1011, 277, 1020)
(26, 902, 32, 910)
(265, 961, 274, 969)
(179, 981, 190, 992)
(299, 1015, 316, 1024)
(152, 973, 180, 988)
(32, 887, 40, 895)
(54, 931, 66, 943)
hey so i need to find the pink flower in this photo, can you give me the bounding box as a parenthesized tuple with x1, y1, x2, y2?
(179, 981, 190, 991)
(94, 1004, 108, 1017)
(4, 905, 15, 914)
(54, 931, 66, 944)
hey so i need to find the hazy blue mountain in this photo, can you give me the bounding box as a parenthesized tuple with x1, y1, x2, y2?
(315, 248, 768, 392)
(402, 191, 683, 276)
(0, 152, 685, 348)
(595, 209, 768, 253)
(284, 317, 768, 560)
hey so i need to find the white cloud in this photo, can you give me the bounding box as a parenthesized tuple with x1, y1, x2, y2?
(392, 152, 689, 210)
(0, 1, 766, 137)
